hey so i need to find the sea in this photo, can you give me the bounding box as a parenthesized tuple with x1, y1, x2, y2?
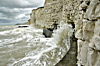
(0, 23, 73, 66)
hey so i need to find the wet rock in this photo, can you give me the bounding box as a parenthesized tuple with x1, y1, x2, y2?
(43, 28, 53, 38)
(17, 26, 28, 28)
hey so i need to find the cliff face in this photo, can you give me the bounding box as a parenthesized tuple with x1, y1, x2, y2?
(44, 0, 63, 28)
(29, 0, 100, 66)
(30, 7, 45, 27)
(76, 0, 100, 66)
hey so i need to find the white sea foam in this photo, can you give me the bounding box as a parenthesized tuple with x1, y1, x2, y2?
(7, 22, 73, 66)
(0, 30, 12, 35)
(0, 23, 73, 66)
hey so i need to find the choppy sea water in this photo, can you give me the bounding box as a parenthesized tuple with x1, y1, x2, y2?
(0, 23, 73, 66)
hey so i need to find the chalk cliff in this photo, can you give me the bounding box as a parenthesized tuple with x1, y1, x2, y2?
(31, 7, 45, 27)
(27, 0, 100, 66)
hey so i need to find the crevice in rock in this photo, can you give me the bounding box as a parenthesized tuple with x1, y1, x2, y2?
(84, 18, 98, 21)
(85, 1, 90, 6)
(82, 7, 87, 12)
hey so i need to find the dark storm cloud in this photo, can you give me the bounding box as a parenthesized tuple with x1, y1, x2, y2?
(0, 0, 45, 25)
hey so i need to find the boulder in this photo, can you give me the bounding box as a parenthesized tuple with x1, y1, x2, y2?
(43, 28, 53, 38)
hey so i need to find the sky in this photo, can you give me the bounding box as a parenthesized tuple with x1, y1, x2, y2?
(0, 0, 45, 25)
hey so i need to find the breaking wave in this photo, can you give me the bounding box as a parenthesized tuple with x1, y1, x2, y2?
(0, 23, 73, 66)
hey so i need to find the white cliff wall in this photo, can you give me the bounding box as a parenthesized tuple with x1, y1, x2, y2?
(30, 7, 44, 27)
(29, 0, 100, 66)
(44, 0, 63, 28)
(76, 0, 100, 66)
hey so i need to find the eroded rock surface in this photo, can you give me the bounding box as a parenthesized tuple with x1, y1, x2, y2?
(76, 0, 100, 66)
(27, 0, 100, 66)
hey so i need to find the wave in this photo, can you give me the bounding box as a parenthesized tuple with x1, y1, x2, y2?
(7, 22, 74, 66)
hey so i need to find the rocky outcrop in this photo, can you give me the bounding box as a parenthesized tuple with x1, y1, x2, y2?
(28, 0, 100, 66)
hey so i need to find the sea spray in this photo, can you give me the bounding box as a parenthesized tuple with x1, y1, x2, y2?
(10, 22, 73, 66)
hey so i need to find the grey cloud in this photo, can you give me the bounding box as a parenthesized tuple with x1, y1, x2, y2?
(0, 7, 32, 18)
(0, 0, 45, 25)
(0, 0, 45, 8)
(0, 19, 12, 23)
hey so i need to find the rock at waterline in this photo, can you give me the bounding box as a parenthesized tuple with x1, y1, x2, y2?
(43, 28, 53, 38)
(17, 26, 29, 28)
